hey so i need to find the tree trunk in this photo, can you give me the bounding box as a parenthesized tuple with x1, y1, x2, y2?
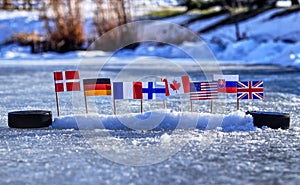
(41, 0, 84, 52)
(3, 0, 12, 9)
(291, 0, 300, 5)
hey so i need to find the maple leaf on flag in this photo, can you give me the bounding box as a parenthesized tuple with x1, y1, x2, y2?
(170, 80, 181, 92)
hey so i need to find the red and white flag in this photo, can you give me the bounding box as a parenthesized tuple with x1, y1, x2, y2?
(53, 70, 81, 92)
(161, 76, 190, 96)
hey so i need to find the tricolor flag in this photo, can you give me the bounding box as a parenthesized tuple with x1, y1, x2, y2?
(218, 79, 237, 93)
(214, 74, 238, 93)
(162, 76, 190, 96)
(113, 82, 133, 100)
(237, 81, 264, 100)
(190, 82, 218, 100)
(213, 74, 239, 82)
(83, 78, 111, 96)
(53, 70, 80, 92)
(133, 82, 166, 100)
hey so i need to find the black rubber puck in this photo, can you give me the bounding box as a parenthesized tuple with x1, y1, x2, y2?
(246, 111, 290, 130)
(8, 110, 52, 128)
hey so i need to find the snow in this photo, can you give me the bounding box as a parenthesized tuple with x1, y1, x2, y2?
(201, 9, 300, 67)
(52, 110, 255, 132)
(188, 15, 228, 33)
(0, 10, 44, 45)
(2, 6, 300, 68)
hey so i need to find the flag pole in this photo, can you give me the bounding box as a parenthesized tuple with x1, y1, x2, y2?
(163, 100, 167, 109)
(113, 99, 117, 115)
(237, 99, 240, 111)
(140, 99, 143, 113)
(55, 92, 60, 117)
(84, 94, 89, 114)
(190, 100, 193, 112)
(210, 100, 213, 113)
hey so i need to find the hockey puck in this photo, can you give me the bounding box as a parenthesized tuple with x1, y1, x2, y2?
(246, 111, 290, 129)
(8, 110, 52, 128)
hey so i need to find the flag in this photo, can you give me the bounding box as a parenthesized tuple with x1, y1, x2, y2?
(237, 81, 264, 100)
(213, 74, 239, 82)
(113, 82, 133, 100)
(225, 81, 237, 93)
(218, 79, 226, 93)
(214, 74, 238, 93)
(190, 82, 218, 100)
(83, 78, 111, 96)
(53, 70, 80, 92)
(133, 82, 166, 100)
(143, 82, 166, 100)
(162, 76, 190, 96)
(133, 82, 143, 99)
(190, 82, 201, 92)
(218, 79, 237, 93)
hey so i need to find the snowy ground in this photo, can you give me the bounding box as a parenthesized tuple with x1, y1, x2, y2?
(1, 7, 300, 69)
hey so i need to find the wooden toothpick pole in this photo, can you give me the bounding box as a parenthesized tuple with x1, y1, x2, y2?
(141, 99, 143, 113)
(163, 100, 167, 109)
(84, 94, 89, 114)
(237, 99, 240, 111)
(210, 100, 213, 113)
(113, 99, 117, 115)
(55, 92, 60, 117)
(190, 100, 193, 112)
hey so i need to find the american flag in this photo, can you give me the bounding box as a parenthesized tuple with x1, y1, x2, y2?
(190, 82, 218, 100)
(237, 81, 264, 100)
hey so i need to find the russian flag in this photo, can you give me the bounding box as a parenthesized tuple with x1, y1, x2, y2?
(226, 81, 237, 93)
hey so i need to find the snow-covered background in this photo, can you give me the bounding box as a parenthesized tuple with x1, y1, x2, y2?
(1, 2, 300, 68)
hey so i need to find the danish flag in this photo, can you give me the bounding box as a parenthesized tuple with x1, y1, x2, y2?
(237, 81, 263, 100)
(53, 70, 81, 92)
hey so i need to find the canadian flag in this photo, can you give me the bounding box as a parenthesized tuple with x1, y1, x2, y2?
(162, 76, 190, 96)
(53, 70, 81, 92)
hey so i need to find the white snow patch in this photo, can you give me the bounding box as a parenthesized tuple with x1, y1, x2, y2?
(52, 110, 255, 132)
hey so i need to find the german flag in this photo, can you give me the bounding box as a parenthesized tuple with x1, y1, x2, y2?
(83, 78, 111, 96)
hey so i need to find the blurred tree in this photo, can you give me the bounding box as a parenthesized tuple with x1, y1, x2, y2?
(93, 0, 129, 36)
(3, 0, 12, 9)
(42, 0, 84, 52)
(184, 0, 223, 10)
(291, 0, 299, 5)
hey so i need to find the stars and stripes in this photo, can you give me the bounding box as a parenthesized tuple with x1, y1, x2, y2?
(53, 70, 80, 92)
(237, 81, 264, 100)
(190, 82, 218, 100)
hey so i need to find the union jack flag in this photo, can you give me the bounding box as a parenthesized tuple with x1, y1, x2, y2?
(190, 82, 218, 100)
(237, 81, 264, 100)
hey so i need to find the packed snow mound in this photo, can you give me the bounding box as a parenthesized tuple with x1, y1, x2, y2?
(202, 9, 300, 67)
(52, 110, 255, 132)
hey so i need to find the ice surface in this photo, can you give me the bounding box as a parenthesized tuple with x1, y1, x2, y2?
(0, 59, 299, 184)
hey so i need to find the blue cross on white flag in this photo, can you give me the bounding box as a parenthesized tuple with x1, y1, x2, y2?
(142, 82, 166, 100)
